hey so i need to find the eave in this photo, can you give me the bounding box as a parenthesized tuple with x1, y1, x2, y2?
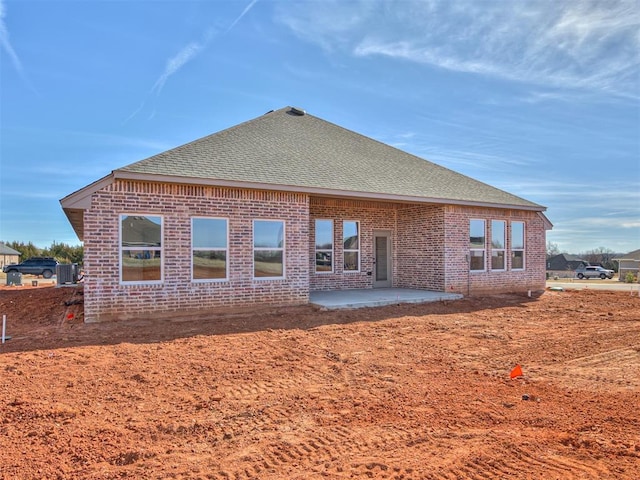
(61, 171, 550, 241)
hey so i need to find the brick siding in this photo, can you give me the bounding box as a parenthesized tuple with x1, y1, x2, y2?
(83, 181, 309, 322)
(309, 198, 398, 291)
(82, 181, 547, 321)
(443, 206, 547, 295)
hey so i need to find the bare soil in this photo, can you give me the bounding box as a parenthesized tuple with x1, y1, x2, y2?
(0, 285, 639, 479)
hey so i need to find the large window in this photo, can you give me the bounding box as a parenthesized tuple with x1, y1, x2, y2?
(120, 215, 163, 283)
(491, 220, 506, 271)
(253, 220, 285, 278)
(469, 219, 485, 271)
(192, 218, 228, 281)
(343, 220, 360, 271)
(511, 221, 525, 270)
(315, 219, 333, 273)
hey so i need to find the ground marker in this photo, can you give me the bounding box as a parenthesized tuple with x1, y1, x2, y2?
(510, 364, 523, 379)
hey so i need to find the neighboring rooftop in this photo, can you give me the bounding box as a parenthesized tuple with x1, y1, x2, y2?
(0, 243, 21, 256)
(613, 249, 640, 261)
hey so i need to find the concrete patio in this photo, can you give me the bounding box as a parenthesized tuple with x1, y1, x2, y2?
(309, 288, 463, 310)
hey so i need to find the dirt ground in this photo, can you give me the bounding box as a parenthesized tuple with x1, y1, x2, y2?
(0, 285, 638, 479)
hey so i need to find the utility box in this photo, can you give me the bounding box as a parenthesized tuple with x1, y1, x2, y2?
(6, 271, 22, 286)
(57, 263, 79, 285)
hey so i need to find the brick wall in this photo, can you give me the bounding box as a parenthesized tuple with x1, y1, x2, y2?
(309, 198, 398, 291)
(309, 200, 546, 295)
(443, 206, 547, 295)
(396, 205, 446, 290)
(82, 182, 547, 321)
(83, 181, 309, 322)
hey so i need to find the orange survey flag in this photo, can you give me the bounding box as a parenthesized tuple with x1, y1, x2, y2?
(510, 364, 523, 379)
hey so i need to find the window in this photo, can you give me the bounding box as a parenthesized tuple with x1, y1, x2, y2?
(120, 215, 162, 283)
(469, 219, 485, 271)
(253, 220, 285, 278)
(511, 221, 525, 270)
(315, 219, 333, 273)
(192, 218, 228, 281)
(343, 221, 360, 271)
(491, 220, 506, 270)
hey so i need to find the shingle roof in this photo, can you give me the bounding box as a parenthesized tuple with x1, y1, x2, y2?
(560, 254, 587, 262)
(0, 243, 20, 255)
(613, 249, 640, 261)
(118, 107, 543, 210)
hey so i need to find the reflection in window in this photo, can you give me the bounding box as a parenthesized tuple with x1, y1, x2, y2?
(491, 220, 506, 270)
(315, 219, 333, 273)
(343, 221, 360, 271)
(254, 220, 285, 278)
(511, 221, 525, 270)
(469, 219, 485, 271)
(120, 215, 162, 282)
(192, 218, 228, 280)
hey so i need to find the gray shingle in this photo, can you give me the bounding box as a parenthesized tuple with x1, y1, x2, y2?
(119, 106, 542, 209)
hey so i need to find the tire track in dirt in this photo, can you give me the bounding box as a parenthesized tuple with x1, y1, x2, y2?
(541, 346, 640, 391)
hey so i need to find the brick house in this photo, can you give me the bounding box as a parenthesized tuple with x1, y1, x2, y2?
(61, 107, 551, 322)
(613, 249, 640, 281)
(0, 243, 20, 270)
(546, 253, 588, 278)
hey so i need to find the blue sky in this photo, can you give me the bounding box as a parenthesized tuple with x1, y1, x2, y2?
(1, 0, 638, 254)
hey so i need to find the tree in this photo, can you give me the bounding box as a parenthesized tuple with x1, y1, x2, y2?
(4, 241, 40, 259)
(2, 240, 83, 265)
(42, 241, 84, 264)
(546, 241, 560, 258)
(581, 247, 617, 271)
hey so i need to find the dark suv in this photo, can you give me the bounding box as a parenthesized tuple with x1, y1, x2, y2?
(2, 257, 58, 278)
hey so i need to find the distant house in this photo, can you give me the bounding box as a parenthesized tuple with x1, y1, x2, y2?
(0, 243, 20, 269)
(613, 249, 640, 282)
(61, 107, 552, 322)
(546, 253, 587, 276)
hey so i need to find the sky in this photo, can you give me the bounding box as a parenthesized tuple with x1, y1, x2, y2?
(1, 0, 639, 254)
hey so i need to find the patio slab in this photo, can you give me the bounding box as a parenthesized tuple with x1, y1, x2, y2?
(309, 288, 463, 310)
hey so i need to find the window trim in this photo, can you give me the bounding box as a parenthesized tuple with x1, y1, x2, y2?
(315, 219, 334, 274)
(191, 216, 229, 283)
(491, 220, 506, 271)
(469, 219, 486, 272)
(253, 219, 286, 280)
(119, 214, 164, 285)
(343, 220, 360, 273)
(511, 221, 526, 271)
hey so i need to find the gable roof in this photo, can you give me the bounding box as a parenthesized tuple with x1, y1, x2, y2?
(0, 243, 21, 256)
(61, 106, 548, 240)
(613, 249, 640, 261)
(557, 253, 586, 262)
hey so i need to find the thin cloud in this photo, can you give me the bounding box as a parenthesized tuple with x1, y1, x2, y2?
(0, 0, 21, 72)
(226, 0, 259, 34)
(151, 31, 212, 96)
(152, 0, 258, 95)
(126, 0, 259, 123)
(277, 0, 640, 99)
(0, 0, 36, 92)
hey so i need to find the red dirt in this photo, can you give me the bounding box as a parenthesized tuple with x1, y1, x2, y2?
(0, 285, 639, 479)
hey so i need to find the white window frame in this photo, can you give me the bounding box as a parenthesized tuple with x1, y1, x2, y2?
(469, 219, 486, 272)
(343, 220, 360, 272)
(491, 220, 506, 271)
(253, 219, 286, 280)
(511, 221, 526, 271)
(119, 214, 163, 285)
(191, 217, 229, 282)
(315, 219, 334, 274)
